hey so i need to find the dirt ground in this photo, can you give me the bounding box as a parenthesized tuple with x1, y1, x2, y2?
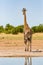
(0, 33, 43, 52)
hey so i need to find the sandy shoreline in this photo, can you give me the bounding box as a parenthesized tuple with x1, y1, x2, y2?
(0, 50, 43, 57)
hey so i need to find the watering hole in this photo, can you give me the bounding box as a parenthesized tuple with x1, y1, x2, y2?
(0, 57, 43, 65)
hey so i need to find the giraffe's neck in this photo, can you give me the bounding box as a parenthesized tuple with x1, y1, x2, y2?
(24, 14, 27, 28)
(24, 14, 30, 32)
(24, 14, 27, 25)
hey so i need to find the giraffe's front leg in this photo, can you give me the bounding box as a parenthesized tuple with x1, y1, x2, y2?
(28, 38, 32, 52)
(30, 42, 31, 52)
(28, 41, 31, 52)
(24, 40, 27, 51)
(27, 41, 30, 51)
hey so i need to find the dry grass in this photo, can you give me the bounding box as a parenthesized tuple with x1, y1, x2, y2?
(32, 33, 43, 40)
(0, 33, 43, 40)
(0, 33, 23, 40)
(0, 33, 43, 51)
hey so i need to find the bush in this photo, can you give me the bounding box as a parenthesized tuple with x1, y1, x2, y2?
(0, 23, 43, 34)
(0, 26, 4, 33)
(4, 24, 23, 34)
(31, 24, 43, 33)
(4, 24, 14, 34)
(11, 28, 18, 34)
(16, 25, 24, 33)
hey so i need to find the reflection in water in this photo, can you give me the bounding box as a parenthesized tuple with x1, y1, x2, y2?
(24, 57, 32, 65)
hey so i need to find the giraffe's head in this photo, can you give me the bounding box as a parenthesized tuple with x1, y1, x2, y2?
(22, 8, 26, 15)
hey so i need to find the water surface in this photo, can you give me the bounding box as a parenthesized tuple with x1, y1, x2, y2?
(0, 57, 43, 65)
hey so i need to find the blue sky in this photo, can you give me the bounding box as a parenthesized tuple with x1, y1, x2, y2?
(0, 0, 43, 27)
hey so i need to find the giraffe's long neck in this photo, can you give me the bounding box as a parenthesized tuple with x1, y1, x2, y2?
(24, 13, 30, 32)
(24, 13, 27, 29)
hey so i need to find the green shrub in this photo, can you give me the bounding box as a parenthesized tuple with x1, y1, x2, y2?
(0, 26, 4, 33)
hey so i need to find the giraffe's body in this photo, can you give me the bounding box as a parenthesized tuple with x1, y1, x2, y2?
(22, 8, 32, 51)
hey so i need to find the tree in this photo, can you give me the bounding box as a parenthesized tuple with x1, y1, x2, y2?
(16, 25, 24, 33)
(0, 26, 4, 33)
(38, 24, 43, 32)
(11, 28, 18, 34)
(31, 24, 43, 33)
(4, 24, 14, 34)
(31, 26, 36, 33)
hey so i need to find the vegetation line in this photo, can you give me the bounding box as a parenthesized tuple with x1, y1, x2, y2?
(0, 24, 43, 34)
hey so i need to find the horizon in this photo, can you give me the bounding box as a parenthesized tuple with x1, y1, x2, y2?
(0, 23, 43, 28)
(0, 0, 43, 27)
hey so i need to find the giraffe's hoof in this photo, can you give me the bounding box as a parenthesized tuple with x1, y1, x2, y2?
(27, 49, 29, 51)
(25, 49, 29, 51)
(25, 49, 26, 51)
(29, 50, 31, 52)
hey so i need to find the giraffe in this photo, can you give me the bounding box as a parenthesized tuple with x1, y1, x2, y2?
(22, 8, 32, 51)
